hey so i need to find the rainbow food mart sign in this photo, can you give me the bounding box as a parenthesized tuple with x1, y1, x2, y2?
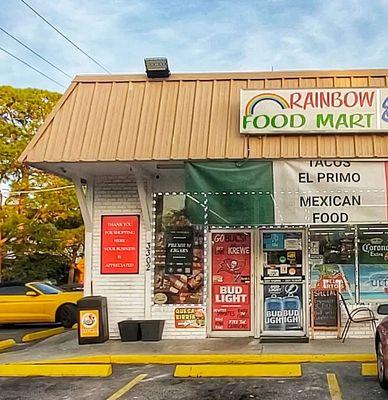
(240, 88, 388, 134)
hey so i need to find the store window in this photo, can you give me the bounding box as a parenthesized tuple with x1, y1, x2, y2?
(153, 193, 205, 305)
(309, 227, 356, 302)
(358, 226, 388, 302)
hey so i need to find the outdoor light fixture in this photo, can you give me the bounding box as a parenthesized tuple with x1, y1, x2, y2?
(144, 57, 170, 78)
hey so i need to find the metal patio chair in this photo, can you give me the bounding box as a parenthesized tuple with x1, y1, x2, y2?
(339, 292, 378, 342)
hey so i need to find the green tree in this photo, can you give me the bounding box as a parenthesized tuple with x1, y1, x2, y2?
(0, 85, 84, 284)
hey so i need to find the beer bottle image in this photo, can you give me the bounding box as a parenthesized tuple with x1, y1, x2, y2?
(264, 295, 284, 331)
(283, 295, 301, 330)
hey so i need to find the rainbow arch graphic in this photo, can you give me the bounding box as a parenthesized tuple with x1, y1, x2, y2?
(245, 93, 290, 116)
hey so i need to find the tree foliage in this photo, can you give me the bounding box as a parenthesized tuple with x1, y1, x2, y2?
(0, 85, 84, 284)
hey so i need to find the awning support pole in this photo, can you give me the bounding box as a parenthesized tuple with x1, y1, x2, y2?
(132, 167, 152, 319)
(73, 176, 94, 296)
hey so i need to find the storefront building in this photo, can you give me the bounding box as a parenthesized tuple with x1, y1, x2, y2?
(20, 69, 388, 340)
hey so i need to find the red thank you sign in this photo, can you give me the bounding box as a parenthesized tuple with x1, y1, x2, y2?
(211, 232, 251, 331)
(101, 215, 140, 274)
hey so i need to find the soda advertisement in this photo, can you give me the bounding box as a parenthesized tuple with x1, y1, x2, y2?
(211, 232, 251, 331)
(154, 194, 204, 305)
(359, 232, 388, 301)
(101, 215, 139, 274)
(79, 310, 99, 338)
(263, 283, 303, 332)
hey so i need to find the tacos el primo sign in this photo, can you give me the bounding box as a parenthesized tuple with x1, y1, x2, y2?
(240, 88, 388, 135)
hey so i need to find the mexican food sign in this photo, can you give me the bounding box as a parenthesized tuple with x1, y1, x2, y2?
(240, 88, 388, 134)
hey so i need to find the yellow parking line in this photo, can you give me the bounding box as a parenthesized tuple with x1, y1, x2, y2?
(106, 374, 147, 400)
(327, 373, 343, 400)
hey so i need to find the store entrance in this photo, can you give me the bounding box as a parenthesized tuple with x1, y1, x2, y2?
(259, 229, 308, 340)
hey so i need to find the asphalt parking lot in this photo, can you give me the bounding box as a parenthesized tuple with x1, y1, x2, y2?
(0, 363, 386, 400)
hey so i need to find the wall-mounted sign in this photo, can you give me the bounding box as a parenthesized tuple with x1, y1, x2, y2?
(273, 160, 388, 224)
(101, 215, 140, 274)
(241, 88, 388, 135)
(165, 227, 193, 275)
(174, 307, 205, 328)
(211, 232, 251, 331)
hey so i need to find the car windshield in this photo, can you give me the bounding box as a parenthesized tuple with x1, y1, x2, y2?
(30, 283, 63, 294)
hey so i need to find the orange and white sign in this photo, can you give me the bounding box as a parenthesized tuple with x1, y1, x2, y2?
(80, 310, 99, 337)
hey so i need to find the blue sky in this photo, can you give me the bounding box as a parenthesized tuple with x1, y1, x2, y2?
(0, 0, 388, 93)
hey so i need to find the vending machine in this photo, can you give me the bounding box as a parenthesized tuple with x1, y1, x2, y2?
(259, 229, 309, 340)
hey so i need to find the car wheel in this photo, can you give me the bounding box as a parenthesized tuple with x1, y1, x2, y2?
(377, 338, 388, 390)
(58, 304, 77, 328)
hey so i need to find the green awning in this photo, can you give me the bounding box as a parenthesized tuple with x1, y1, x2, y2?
(185, 161, 275, 225)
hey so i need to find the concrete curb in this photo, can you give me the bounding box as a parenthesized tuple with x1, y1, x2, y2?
(361, 363, 378, 376)
(0, 339, 16, 352)
(0, 364, 112, 377)
(22, 327, 65, 343)
(174, 363, 302, 378)
(12, 353, 376, 365)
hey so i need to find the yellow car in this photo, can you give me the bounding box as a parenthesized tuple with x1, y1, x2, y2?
(0, 282, 83, 328)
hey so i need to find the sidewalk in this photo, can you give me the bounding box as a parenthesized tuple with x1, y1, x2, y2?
(0, 330, 376, 365)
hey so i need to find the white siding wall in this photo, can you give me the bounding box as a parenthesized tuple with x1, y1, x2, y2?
(90, 174, 377, 340)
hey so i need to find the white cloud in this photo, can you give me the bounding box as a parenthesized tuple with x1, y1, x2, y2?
(0, 0, 387, 92)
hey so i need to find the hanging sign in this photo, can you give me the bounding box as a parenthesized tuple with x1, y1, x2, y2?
(101, 215, 140, 274)
(241, 88, 388, 135)
(273, 160, 388, 224)
(165, 227, 193, 275)
(211, 232, 251, 331)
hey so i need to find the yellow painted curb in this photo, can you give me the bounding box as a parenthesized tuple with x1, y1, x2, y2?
(174, 363, 302, 378)
(0, 364, 112, 377)
(0, 339, 16, 352)
(20, 355, 112, 365)
(361, 363, 377, 376)
(110, 353, 376, 365)
(22, 327, 65, 343)
(11, 353, 377, 366)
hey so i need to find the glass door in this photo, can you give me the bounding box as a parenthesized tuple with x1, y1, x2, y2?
(259, 229, 308, 338)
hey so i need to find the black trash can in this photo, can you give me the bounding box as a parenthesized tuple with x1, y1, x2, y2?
(140, 320, 165, 341)
(77, 296, 109, 345)
(118, 320, 141, 342)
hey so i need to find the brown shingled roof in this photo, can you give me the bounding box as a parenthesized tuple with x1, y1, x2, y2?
(19, 69, 388, 164)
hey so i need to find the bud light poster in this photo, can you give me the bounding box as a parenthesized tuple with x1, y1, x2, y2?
(211, 232, 251, 331)
(263, 283, 303, 332)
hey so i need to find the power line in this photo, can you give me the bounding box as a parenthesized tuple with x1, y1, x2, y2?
(20, 0, 111, 74)
(8, 185, 75, 195)
(0, 26, 72, 79)
(0, 45, 66, 89)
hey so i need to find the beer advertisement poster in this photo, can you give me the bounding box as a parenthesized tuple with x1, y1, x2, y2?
(211, 232, 251, 331)
(263, 283, 303, 332)
(174, 307, 205, 328)
(101, 215, 140, 274)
